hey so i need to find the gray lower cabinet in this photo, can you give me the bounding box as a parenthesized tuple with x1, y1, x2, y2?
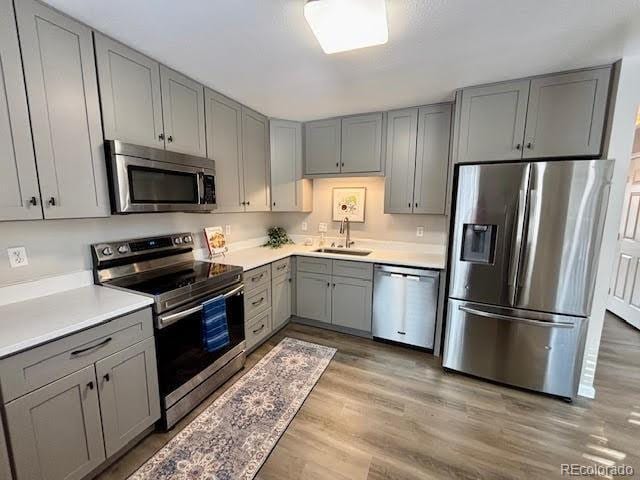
(457, 79, 530, 163)
(0, 417, 13, 480)
(341, 113, 383, 174)
(331, 276, 372, 332)
(304, 119, 341, 175)
(16, 0, 109, 219)
(0, 0, 40, 222)
(94, 33, 164, 149)
(5, 366, 106, 480)
(205, 89, 244, 212)
(159, 66, 206, 157)
(296, 271, 332, 324)
(272, 272, 292, 331)
(96, 337, 160, 458)
(523, 68, 610, 158)
(384, 104, 452, 214)
(242, 107, 271, 212)
(270, 119, 312, 212)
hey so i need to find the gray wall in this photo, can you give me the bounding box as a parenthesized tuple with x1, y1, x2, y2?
(272, 177, 447, 246)
(0, 212, 274, 286)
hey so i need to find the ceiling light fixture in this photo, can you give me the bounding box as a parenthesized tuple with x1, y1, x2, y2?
(304, 0, 389, 54)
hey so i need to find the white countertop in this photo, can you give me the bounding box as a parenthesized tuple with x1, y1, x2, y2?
(0, 285, 154, 359)
(203, 243, 446, 271)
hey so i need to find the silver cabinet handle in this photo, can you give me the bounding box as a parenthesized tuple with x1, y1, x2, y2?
(71, 337, 112, 356)
(458, 305, 574, 328)
(251, 297, 264, 306)
(252, 324, 265, 334)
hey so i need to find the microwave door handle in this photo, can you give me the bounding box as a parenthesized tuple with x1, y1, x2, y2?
(197, 172, 204, 204)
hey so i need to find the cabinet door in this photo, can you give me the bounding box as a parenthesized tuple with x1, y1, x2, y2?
(331, 276, 372, 332)
(413, 104, 452, 214)
(272, 273, 292, 330)
(205, 89, 244, 212)
(341, 113, 383, 174)
(0, 417, 12, 480)
(304, 119, 341, 175)
(384, 108, 418, 214)
(5, 366, 105, 480)
(296, 272, 331, 324)
(94, 33, 164, 149)
(16, 0, 109, 219)
(523, 68, 611, 158)
(457, 80, 529, 163)
(96, 338, 160, 458)
(242, 107, 270, 211)
(0, 0, 41, 221)
(270, 119, 301, 211)
(160, 66, 206, 157)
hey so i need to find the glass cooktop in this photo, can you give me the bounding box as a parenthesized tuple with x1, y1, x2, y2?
(108, 261, 241, 296)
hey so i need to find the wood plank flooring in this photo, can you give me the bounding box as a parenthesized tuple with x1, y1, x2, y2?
(97, 313, 640, 479)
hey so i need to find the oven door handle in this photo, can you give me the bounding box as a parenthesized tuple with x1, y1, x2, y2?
(157, 283, 245, 329)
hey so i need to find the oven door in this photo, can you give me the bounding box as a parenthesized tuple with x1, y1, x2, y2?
(110, 155, 214, 213)
(154, 283, 245, 408)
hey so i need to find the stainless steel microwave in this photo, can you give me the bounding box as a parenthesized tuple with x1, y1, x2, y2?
(105, 140, 216, 214)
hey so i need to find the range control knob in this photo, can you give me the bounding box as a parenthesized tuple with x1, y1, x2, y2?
(174, 237, 183, 245)
(117, 245, 129, 254)
(183, 235, 192, 243)
(102, 247, 113, 256)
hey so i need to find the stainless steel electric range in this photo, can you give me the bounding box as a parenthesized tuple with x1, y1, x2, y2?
(92, 233, 245, 429)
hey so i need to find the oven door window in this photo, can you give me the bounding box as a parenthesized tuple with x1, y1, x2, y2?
(155, 292, 245, 398)
(128, 165, 198, 204)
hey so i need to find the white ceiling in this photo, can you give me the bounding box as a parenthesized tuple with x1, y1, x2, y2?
(42, 0, 640, 121)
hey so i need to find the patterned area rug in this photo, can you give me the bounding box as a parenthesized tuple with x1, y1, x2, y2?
(129, 337, 336, 480)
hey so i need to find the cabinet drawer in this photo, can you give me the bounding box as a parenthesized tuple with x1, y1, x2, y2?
(0, 308, 153, 403)
(245, 310, 272, 351)
(332, 260, 373, 280)
(272, 257, 291, 276)
(244, 284, 271, 321)
(245, 264, 271, 292)
(297, 256, 332, 275)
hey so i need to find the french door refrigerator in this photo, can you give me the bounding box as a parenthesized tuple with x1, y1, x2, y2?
(443, 159, 614, 399)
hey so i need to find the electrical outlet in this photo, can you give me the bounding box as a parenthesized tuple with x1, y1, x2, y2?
(416, 227, 424, 238)
(318, 223, 327, 233)
(8, 247, 28, 268)
(301, 222, 308, 232)
(225, 225, 231, 236)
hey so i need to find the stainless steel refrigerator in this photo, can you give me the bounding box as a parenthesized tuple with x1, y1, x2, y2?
(443, 159, 614, 399)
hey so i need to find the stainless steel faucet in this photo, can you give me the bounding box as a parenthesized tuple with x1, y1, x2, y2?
(339, 217, 355, 248)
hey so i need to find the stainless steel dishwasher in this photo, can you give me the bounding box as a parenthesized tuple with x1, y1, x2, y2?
(372, 264, 440, 349)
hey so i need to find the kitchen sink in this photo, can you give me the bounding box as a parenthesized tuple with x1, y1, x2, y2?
(312, 248, 372, 256)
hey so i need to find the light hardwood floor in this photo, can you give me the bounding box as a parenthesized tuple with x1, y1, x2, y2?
(97, 313, 640, 479)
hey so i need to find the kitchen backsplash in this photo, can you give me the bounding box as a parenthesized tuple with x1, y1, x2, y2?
(0, 177, 447, 287)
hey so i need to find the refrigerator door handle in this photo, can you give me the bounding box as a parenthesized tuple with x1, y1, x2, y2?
(507, 164, 531, 305)
(458, 305, 574, 328)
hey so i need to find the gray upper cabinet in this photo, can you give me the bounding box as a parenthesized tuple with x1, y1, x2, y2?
(331, 276, 372, 332)
(160, 66, 206, 156)
(413, 104, 452, 214)
(0, 418, 12, 480)
(457, 79, 530, 163)
(523, 67, 611, 158)
(242, 107, 270, 212)
(16, 0, 109, 219)
(384, 108, 418, 214)
(270, 119, 312, 212)
(5, 365, 106, 480)
(384, 104, 452, 214)
(96, 337, 160, 458)
(205, 89, 244, 212)
(296, 271, 331, 324)
(341, 113, 383, 174)
(94, 33, 164, 149)
(304, 118, 341, 175)
(0, 0, 40, 221)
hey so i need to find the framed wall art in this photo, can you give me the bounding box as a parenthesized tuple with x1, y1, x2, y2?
(332, 187, 366, 223)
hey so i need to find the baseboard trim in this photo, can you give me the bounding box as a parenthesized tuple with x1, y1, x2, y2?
(291, 316, 372, 339)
